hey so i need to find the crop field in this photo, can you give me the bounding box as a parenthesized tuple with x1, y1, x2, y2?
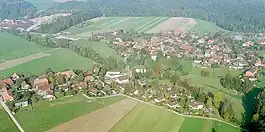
(110, 102, 241, 132)
(73, 39, 123, 61)
(190, 19, 224, 36)
(15, 94, 126, 132)
(0, 108, 19, 132)
(0, 32, 49, 61)
(48, 98, 138, 132)
(0, 48, 94, 78)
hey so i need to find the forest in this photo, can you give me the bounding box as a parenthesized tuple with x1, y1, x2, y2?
(0, 0, 36, 19)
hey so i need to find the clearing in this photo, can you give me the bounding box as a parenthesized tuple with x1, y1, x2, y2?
(0, 32, 49, 61)
(48, 98, 138, 132)
(190, 19, 225, 36)
(0, 48, 94, 78)
(0, 108, 19, 132)
(147, 17, 198, 33)
(15, 94, 126, 132)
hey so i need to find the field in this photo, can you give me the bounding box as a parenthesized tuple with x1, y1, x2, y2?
(0, 108, 19, 132)
(190, 19, 224, 36)
(110, 102, 241, 132)
(0, 32, 49, 61)
(0, 48, 94, 78)
(15, 94, 126, 132)
(73, 39, 123, 61)
(48, 98, 138, 132)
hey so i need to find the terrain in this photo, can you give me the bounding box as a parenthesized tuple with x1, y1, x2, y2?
(0, 108, 19, 132)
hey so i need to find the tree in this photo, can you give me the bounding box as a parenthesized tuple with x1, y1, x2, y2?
(213, 92, 223, 108)
(170, 73, 180, 85)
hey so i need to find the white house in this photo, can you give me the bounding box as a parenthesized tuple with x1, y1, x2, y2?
(151, 51, 157, 61)
(15, 100, 29, 107)
(135, 65, 147, 73)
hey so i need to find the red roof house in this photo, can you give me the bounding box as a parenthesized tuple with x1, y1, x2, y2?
(1, 88, 14, 102)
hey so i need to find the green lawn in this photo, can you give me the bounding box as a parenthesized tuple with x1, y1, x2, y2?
(64, 17, 168, 36)
(179, 118, 240, 132)
(0, 32, 49, 61)
(73, 39, 123, 61)
(0, 108, 19, 132)
(191, 19, 224, 36)
(0, 48, 94, 77)
(15, 94, 126, 132)
(110, 103, 185, 132)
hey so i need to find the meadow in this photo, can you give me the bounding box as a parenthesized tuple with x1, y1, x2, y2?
(0, 108, 19, 132)
(0, 48, 94, 78)
(190, 19, 224, 36)
(0, 32, 49, 61)
(110, 102, 241, 132)
(15, 94, 126, 132)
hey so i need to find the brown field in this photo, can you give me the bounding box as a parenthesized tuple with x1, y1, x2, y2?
(148, 17, 198, 33)
(47, 98, 138, 132)
(0, 52, 50, 71)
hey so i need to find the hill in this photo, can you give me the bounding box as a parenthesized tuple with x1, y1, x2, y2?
(0, 0, 37, 19)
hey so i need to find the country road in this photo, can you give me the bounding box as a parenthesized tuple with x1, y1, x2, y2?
(81, 93, 248, 132)
(0, 99, 24, 132)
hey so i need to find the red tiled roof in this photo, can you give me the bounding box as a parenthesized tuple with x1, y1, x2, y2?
(0, 78, 14, 86)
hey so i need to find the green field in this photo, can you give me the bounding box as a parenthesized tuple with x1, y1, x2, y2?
(0, 108, 19, 132)
(110, 102, 241, 132)
(15, 94, 126, 132)
(0, 32, 49, 61)
(0, 48, 94, 77)
(73, 39, 123, 61)
(191, 19, 224, 36)
(64, 17, 169, 37)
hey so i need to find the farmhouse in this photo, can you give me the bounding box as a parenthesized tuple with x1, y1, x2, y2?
(116, 75, 130, 84)
(166, 100, 180, 109)
(189, 101, 204, 110)
(15, 100, 29, 107)
(134, 65, 147, 73)
(33, 77, 49, 87)
(36, 84, 55, 100)
(1, 88, 14, 102)
(60, 70, 77, 78)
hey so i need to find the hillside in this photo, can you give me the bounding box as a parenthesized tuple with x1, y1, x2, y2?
(0, 0, 37, 19)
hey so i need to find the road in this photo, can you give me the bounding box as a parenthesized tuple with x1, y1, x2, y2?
(0, 99, 24, 132)
(81, 93, 248, 132)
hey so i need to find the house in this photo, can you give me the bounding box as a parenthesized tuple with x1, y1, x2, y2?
(60, 70, 77, 78)
(154, 96, 165, 103)
(242, 41, 254, 47)
(260, 40, 265, 45)
(0, 78, 14, 86)
(245, 71, 255, 77)
(134, 65, 147, 73)
(88, 88, 99, 96)
(166, 100, 180, 109)
(11, 73, 20, 80)
(1, 88, 13, 102)
(134, 90, 139, 95)
(20, 81, 31, 91)
(116, 75, 130, 84)
(208, 40, 214, 44)
(36, 84, 55, 100)
(180, 44, 194, 52)
(15, 100, 29, 107)
(198, 38, 205, 44)
(189, 101, 204, 110)
(73, 82, 87, 90)
(105, 72, 123, 79)
(138, 78, 147, 86)
(33, 78, 49, 87)
(84, 75, 94, 82)
(151, 51, 157, 61)
(234, 35, 243, 41)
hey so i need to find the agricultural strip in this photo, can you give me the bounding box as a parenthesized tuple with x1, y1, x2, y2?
(104, 17, 131, 28)
(147, 17, 198, 33)
(138, 17, 168, 32)
(15, 94, 126, 132)
(0, 108, 19, 132)
(110, 103, 185, 132)
(0, 52, 51, 71)
(47, 98, 138, 132)
(134, 17, 161, 32)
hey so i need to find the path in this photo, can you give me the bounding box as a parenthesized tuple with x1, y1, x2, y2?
(0, 99, 24, 132)
(0, 48, 59, 71)
(81, 93, 247, 132)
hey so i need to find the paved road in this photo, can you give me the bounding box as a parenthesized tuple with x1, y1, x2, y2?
(0, 99, 24, 132)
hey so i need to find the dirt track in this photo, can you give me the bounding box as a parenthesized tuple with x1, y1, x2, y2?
(47, 98, 138, 132)
(0, 52, 50, 71)
(148, 17, 198, 33)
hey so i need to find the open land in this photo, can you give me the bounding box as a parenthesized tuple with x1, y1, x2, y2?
(48, 98, 138, 132)
(110, 102, 241, 132)
(0, 48, 94, 78)
(190, 19, 224, 36)
(14, 94, 126, 132)
(0, 108, 19, 132)
(0, 32, 49, 61)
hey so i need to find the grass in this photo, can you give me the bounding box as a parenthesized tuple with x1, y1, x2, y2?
(15, 94, 126, 132)
(0, 108, 19, 132)
(0, 48, 94, 77)
(64, 17, 168, 37)
(178, 118, 240, 132)
(0, 32, 49, 61)
(191, 67, 242, 77)
(110, 103, 185, 132)
(73, 39, 123, 61)
(191, 19, 224, 36)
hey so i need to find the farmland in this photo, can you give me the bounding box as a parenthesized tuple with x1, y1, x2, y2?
(0, 48, 94, 78)
(15, 94, 126, 132)
(0, 108, 19, 132)
(110, 102, 241, 132)
(64, 17, 222, 38)
(0, 32, 49, 61)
